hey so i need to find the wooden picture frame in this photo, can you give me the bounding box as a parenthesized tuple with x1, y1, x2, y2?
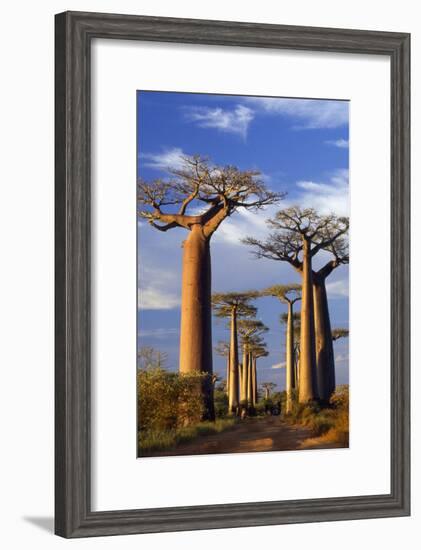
(55, 11, 410, 538)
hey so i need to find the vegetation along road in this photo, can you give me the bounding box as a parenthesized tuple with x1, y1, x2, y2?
(147, 416, 342, 457)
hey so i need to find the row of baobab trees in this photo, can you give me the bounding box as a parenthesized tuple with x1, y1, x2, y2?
(212, 285, 349, 416)
(138, 156, 349, 421)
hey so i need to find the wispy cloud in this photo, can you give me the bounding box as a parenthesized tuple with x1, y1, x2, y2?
(213, 204, 278, 246)
(138, 287, 180, 310)
(138, 267, 181, 310)
(140, 147, 187, 172)
(245, 97, 349, 129)
(184, 105, 254, 138)
(295, 169, 349, 216)
(326, 279, 349, 298)
(138, 328, 179, 338)
(325, 138, 349, 149)
(272, 362, 286, 369)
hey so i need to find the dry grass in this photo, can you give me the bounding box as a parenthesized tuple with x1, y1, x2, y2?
(138, 418, 238, 456)
(284, 385, 349, 448)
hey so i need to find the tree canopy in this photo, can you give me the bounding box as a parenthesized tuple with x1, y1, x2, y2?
(138, 156, 284, 237)
(243, 206, 349, 272)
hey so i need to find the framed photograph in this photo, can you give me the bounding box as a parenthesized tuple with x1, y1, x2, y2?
(55, 11, 410, 537)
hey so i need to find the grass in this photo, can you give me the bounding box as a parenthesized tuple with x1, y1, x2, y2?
(139, 417, 238, 456)
(283, 386, 349, 448)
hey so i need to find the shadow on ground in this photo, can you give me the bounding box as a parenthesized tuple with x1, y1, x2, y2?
(23, 516, 54, 533)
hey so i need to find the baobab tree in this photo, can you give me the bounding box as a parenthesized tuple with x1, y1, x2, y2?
(313, 237, 348, 401)
(281, 312, 301, 394)
(248, 340, 268, 408)
(262, 284, 301, 412)
(244, 207, 348, 404)
(137, 346, 168, 370)
(215, 341, 230, 396)
(138, 156, 282, 419)
(237, 318, 268, 410)
(212, 292, 258, 414)
(261, 382, 276, 400)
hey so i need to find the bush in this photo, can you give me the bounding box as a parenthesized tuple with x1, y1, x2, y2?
(282, 385, 349, 447)
(137, 368, 205, 433)
(214, 389, 229, 418)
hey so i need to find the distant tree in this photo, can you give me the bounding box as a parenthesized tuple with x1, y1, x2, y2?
(261, 382, 277, 400)
(137, 346, 168, 370)
(263, 284, 301, 412)
(139, 155, 283, 419)
(238, 319, 268, 409)
(215, 341, 230, 395)
(212, 292, 258, 414)
(248, 340, 269, 407)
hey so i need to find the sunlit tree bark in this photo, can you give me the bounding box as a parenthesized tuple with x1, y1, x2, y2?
(238, 319, 268, 413)
(244, 207, 349, 404)
(139, 156, 282, 420)
(262, 285, 300, 413)
(212, 292, 258, 414)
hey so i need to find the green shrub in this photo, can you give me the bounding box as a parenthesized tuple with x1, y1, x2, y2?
(282, 385, 349, 446)
(137, 368, 205, 433)
(214, 389, 229, 418)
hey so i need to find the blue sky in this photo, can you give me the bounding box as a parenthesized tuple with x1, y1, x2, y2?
(137, 91, 349, 391)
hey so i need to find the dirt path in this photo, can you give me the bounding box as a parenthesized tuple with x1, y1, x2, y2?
(150, 416, 339, 457)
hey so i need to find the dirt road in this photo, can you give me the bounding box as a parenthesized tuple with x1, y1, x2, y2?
(149, 416, 341, 457)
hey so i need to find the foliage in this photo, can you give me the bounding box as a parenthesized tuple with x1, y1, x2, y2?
(138, 156, 283, 237)
(214, 389, 229, 418)
(137, 346, 168, 370)
(283, 385, 349, 446)
(139, 418, 237, 456)
(137, 368, 205, 433)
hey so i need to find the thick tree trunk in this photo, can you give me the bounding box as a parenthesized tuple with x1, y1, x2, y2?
(228, 307, 239, 414)
(286, 301, 296, 413)
(226, 356, 230, 396)
(252, 357, 257, 407)
(238, 362, 243, 401)
(298, 238, 319, 403)
(179, 224, 215, 419)
(247, 352, 253, 409)
(240, 344, 248, 405)
(313, 275, 335, 402)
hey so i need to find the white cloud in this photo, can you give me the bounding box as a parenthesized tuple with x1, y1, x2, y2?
(138, 327, 179, 338)
(140, 147, 187, 172)
(212, 204, 278, 246)
(272, 362, 286, 369)
(326, 279, 349, 298)
(295, 169, 349, 216)
(138, 287, 180, 310)
(245, 97, 348, 129)
(325, 138, 349, 149)
(185, 105, 254, 138)
(138, 265, 181, 310)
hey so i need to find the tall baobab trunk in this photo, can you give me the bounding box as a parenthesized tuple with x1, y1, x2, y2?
(247, 352, 253, 409)
(251, 356, 257, 407)
(299, 238, 319, 403)
(238, 363, 243, 404)
(285, 301, 296, 413)
(179, 224, 215, 419)
(228, 306, 239, 414)
(226, 355, 230, 396)
(241, 345, 249, 405)
(313, 275, 335, 402)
